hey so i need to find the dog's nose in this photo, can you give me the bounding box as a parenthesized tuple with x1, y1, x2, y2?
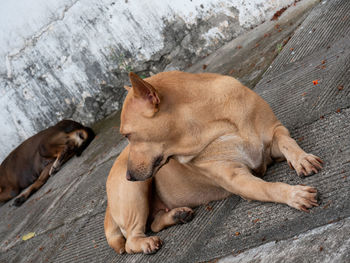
(126, 170, 137, 181)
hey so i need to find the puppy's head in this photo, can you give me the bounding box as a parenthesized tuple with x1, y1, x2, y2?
(121, 72, 177, 181)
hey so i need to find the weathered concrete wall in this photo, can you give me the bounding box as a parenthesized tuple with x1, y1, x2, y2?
(0, 0, 294, 161)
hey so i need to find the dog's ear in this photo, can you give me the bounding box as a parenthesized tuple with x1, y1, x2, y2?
(124, 85, 131, 91)
(129, 72, 160, 106)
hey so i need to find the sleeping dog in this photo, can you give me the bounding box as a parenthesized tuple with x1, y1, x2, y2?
(0, 120, 95, 206)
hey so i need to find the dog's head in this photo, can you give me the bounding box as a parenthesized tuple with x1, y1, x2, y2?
(56, 120, 96, 156)
(120, 72, 181, 181)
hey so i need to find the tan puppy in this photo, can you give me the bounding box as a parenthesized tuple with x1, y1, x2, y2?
(105, 71, 323, 254)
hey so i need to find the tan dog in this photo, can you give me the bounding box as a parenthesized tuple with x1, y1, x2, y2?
(104, 71, 322, 254)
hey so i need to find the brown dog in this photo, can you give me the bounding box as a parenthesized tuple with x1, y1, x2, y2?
(104, 71, 323, 254)
(0, 120, 95, 206)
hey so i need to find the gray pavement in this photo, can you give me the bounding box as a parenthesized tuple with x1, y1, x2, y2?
(1, 0, 349, 262)
(219, 218, 350, 263)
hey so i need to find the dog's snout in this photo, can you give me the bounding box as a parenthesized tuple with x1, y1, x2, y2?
(126, 170, 137, 181)
(126, 155, 165, 182)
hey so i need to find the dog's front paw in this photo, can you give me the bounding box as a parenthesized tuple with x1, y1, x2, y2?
(13, 196, 26, 207)
(287, 185, 319, 212)
(126, 236, 162, 254)
(141, 236, 162, 254)
(288, 153, 323, 177)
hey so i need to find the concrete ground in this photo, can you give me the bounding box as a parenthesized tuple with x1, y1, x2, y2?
(1, 0, 349, 262)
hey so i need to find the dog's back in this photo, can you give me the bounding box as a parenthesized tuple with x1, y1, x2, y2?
(0, 129, 45, 190)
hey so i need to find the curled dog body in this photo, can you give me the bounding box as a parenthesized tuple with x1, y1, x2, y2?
(105, 71, 323, 254)
(0, 120, 95, 206)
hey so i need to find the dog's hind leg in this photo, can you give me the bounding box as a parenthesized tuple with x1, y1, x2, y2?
(13, 164, 51, 206)
(151, 207, 194, 232)
(104, 205, 126, 254)
(271, 125, 323, 177)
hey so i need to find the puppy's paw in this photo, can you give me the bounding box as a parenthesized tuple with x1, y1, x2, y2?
(13, 196, 26, 207)
(289, 153, 323, 177)
(126, 236, 162, 254)
(171, 207, 194, 224)
(287, 185, 319, 212)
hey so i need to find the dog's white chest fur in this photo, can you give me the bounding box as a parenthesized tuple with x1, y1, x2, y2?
(191, 134, 266, 171)
(175, 155, 196, 164)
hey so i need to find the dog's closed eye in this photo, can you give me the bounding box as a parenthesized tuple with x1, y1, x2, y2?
(78, 131, 85, 140)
